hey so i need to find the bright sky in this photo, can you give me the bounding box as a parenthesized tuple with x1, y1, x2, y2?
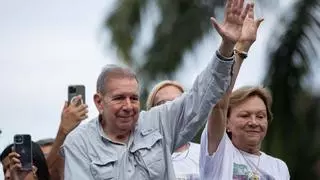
(0, 1, 114, 176)
(1, 0, 317, 178)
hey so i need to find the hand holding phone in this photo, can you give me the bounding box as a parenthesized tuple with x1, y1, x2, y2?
(68, 85, 85, 106)
(60, 85, 88, 135)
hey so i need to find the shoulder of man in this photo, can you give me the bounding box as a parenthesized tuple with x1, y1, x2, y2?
(139, 109, 161, 127)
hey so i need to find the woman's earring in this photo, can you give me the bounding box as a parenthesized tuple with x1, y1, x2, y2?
(32, 166, 38, 177)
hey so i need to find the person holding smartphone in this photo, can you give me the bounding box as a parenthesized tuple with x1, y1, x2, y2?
(1, 95, 87, 180)
(45, 94, 88, 180)
(0, 142, 50, 180)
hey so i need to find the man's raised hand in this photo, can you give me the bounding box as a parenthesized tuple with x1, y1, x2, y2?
(211, 0, 251, 56)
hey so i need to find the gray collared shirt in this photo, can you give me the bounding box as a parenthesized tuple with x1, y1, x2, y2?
(62, 52, 234, 180)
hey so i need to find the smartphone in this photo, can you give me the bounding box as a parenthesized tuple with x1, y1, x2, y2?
(68, 85, 86, 106)
(13, 134, 32, 171)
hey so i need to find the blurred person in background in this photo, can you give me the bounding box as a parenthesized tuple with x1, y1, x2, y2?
(0, 142, 50, 180)
(146, 80, 201, 179)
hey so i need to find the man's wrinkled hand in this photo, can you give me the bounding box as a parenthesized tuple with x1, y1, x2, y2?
(211, 0, 251, 45)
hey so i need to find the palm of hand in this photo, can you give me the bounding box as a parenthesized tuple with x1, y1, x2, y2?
(239, 3, 263, 43)
(220, 14, 244, 43)
(211, 0, 251, 44)
(239, 17, 258, 42)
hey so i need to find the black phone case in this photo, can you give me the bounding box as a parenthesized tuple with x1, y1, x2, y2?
(14, 134, 32, 171)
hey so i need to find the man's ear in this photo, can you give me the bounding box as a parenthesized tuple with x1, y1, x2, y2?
(94, 93, 103, 114)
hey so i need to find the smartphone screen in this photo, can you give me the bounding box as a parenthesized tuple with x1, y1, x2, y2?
(13, 134, 32, 171)
(68, 85, 86, 106)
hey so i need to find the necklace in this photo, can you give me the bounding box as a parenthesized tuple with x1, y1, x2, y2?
(238, 149, 261, 180)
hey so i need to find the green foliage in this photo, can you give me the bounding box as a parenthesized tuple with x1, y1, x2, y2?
(105, 0, 320, 178)
(106, 0, 224, 79)
(106, 0, 148, 65)
(263, 0, 320, 178)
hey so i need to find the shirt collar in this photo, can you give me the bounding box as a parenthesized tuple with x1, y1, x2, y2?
(96, 115, 130, 146)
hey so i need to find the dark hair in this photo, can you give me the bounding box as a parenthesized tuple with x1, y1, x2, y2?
(0, 142, 50, 180)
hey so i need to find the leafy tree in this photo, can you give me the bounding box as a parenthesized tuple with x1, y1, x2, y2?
(263, 0, 320, 178)
(105, 0, 320, 178)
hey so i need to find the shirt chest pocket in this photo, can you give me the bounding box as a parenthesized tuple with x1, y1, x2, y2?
(131, 129, 165, 179)
(89, 154, 116, 180)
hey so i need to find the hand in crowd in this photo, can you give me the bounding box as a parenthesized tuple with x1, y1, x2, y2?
(236, 3, 264, 52)
(8, 151, 37, 180)
(211, 0, 251, 56)
(59, 95, 88, 136)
